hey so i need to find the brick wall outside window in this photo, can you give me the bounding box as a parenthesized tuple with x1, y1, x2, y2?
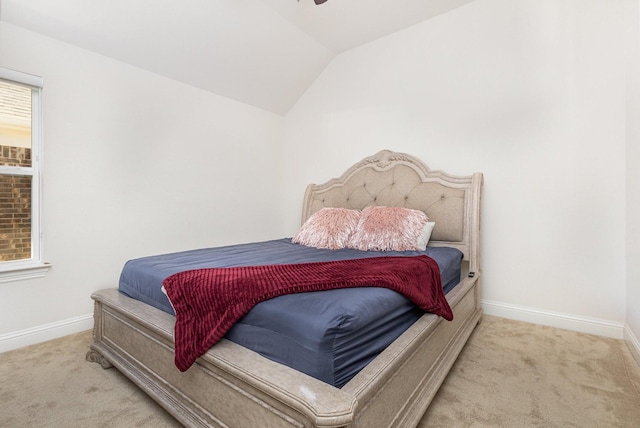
(0, 145, 32, 261)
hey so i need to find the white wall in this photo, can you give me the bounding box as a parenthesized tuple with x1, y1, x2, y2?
(626, 0, 640, 362)
(0, 22, 284, 348)
(283, 0, 629, 336)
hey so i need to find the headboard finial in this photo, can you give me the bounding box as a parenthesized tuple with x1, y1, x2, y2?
(359, 150, 427, 171)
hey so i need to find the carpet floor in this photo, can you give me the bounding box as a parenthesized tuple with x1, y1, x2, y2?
(1, 315, 639, 427)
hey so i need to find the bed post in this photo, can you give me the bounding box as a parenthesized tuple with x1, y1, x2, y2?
(468, 172, 483, 276)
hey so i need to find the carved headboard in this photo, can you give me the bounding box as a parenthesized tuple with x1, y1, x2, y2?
(301, 150, 483, 273)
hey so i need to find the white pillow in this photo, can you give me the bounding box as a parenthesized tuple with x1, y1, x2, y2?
(416, 222, 436, 251)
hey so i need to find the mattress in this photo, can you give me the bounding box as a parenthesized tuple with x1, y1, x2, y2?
(119, 238, 463, 387)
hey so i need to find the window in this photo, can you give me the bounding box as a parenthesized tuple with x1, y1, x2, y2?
(0, 67, 49, 282)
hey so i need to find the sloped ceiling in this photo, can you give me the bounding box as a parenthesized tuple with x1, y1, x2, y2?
(0, 0, 475, 115)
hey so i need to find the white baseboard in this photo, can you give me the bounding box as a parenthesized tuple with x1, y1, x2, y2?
(624, 324, 640, 366)
(481, 299, 625, 339)
(0, 314, 93, 353)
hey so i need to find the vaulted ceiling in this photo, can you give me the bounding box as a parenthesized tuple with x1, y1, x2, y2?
(1, 0, 475, 115)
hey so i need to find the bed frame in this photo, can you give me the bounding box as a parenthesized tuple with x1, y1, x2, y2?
(86, 150, 483, 427)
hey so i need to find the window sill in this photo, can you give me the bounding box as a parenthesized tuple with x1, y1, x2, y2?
(0, 263, 52, 284)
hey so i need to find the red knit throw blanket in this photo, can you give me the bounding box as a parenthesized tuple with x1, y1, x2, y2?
(162, 255, 453, 372)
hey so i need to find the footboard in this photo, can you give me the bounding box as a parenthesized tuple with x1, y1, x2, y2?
(87, 288, 356, 427)
(87, 273, 480, 427)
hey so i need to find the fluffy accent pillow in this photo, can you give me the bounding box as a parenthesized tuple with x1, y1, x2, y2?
(349, 206, 431, 251)
(292, 208, 361, 250)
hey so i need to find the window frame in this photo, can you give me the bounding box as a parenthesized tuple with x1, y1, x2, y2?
(0, 67, 50, 283)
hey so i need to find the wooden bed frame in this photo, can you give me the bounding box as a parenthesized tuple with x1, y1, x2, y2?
(86, 150, 483, 427)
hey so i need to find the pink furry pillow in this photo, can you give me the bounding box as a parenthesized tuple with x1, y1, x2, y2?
(349, 206, 430, 251)
(292, 208, 361, 250)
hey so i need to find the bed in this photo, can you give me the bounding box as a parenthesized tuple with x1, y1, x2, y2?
(86, 149, 483, 427)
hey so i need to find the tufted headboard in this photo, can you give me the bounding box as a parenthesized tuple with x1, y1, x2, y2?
(301, 150, 483, 273)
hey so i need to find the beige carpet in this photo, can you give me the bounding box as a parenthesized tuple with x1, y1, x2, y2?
(1, 315, 639, 427)
(418, 316, 640, 428)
